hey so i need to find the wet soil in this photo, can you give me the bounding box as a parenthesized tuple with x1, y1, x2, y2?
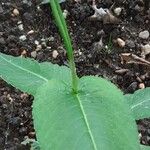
(0, 0, 150, 149)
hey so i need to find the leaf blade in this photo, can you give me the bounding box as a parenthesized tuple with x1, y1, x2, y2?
(125, 88, 150, 120)
(140, 145, 150, 150)
(0, 53, 71, 95)
(33, 76, 140, 150)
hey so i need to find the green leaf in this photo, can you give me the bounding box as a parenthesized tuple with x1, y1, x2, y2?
(140, 145, 150, 150)
(33, 76, 140, 150)
(125, 88, 150, 120)
(0, 53, 71, 95)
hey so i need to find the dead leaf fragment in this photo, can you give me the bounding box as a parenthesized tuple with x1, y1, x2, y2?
(120, 53, 150, 66)
(103, 10, 120, 24)
(90, 3, 119, 24)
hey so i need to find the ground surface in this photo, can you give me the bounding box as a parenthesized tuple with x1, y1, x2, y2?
(0, 0, 150, 149)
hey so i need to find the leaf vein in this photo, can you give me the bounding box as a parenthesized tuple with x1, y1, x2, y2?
(0, 55, 48, 82)
(75, 94, 98, 150)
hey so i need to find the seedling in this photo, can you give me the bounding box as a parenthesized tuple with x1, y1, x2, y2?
(0, 0, 150, 149)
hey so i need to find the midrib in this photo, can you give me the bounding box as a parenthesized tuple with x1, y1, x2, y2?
(75, 94, 98, 150)
(131, 99, 150, 109)
(0, 55, 48, 82)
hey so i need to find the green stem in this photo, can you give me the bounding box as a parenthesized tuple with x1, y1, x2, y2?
(49, 0, 78, 93)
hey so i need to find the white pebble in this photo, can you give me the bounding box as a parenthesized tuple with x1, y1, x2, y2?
(18, 24, 24, 31)
(63, 10, 68, 19)
(13, 8, 19, 16)
(41, 38, 46, 42)
(19, 35, 26, 41)
(141, 44, 150, 57)
(117, 38, 125, 47)
(52, 50, 59, 58)
(36, 45, 42, 51)
(114, 7, 122, 16)
(31, 51, 37, 58)
(48, 36, 54, 42)
(17, 21, 22, 24)
(139, 83, 145, 89)
(27, 30, 34, 35)
(34, 40, 39, 45)
(139, 30, 149, 39)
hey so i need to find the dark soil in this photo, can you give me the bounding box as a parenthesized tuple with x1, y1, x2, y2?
(0, 0, 150, 149)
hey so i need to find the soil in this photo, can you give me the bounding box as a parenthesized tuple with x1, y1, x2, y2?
(0, 0, 150, 149)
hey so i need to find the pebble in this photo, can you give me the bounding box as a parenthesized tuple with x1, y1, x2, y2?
(19, 35, 27, 41)
(36, 44, 42, 51)
(31, 51, 37, 58)
(48, 36, 54, 42)
(117, 38, 125, 47)
(41, 38, 46, 42)
(141, 44, 150, 57)
(21, 50, 27, 56)
(18, 24, 24, 31)
(27, 30, 34, 35)
(125, 40, 135, 48)
(114, 7, 122, 16)
(13, 8, 19, 16)
(0, 37, 6, 45)
(63, 10, 68, 19)
(139, 30, 149, 39)
(34, 40, 39, 45)
(41, 42, 47, 48)
(139, 83, 145, 89)
(52, 50, 59, 58)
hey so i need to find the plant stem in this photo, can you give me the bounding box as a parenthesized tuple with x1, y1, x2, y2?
(49, 0, 78, 93)
(69, 58, 78, 93)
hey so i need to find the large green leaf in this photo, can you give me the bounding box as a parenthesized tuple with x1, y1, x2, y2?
(125, 88, 150, 120)
(33, 76, 140, 150)
(0, 53, 71, 95)
(141, 145, 150, 150)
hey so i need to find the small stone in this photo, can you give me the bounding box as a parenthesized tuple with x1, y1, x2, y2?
(41, 38, 46, 42)
(63, 10, 68, 19)
(48, 36, 54, 42)
(141, 44, 150, 57)
(52, 50, 59, 58)
(19, 127, 27, 135)
(139, 30, 149, 39)
(34, 40, 39, 45)
(139, 83, 145, 89)
(17, 21, 22, 24)
(114, 7, 122, 16)
(36, 45, 42, 51)
(41, 42, 47, 48)
(27, 30, 34, 35)
(13, 8, 19, 16)
(21, 50, 27, 56)
(19, 35, 27, 41)
(117, 38, 125, 47)
(0, 37, 6, 45)
(18, 24, 24, 31)
(28, 132, 36, 138)
(125, 40, 135, 48)
(31, 51, 37, 58)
